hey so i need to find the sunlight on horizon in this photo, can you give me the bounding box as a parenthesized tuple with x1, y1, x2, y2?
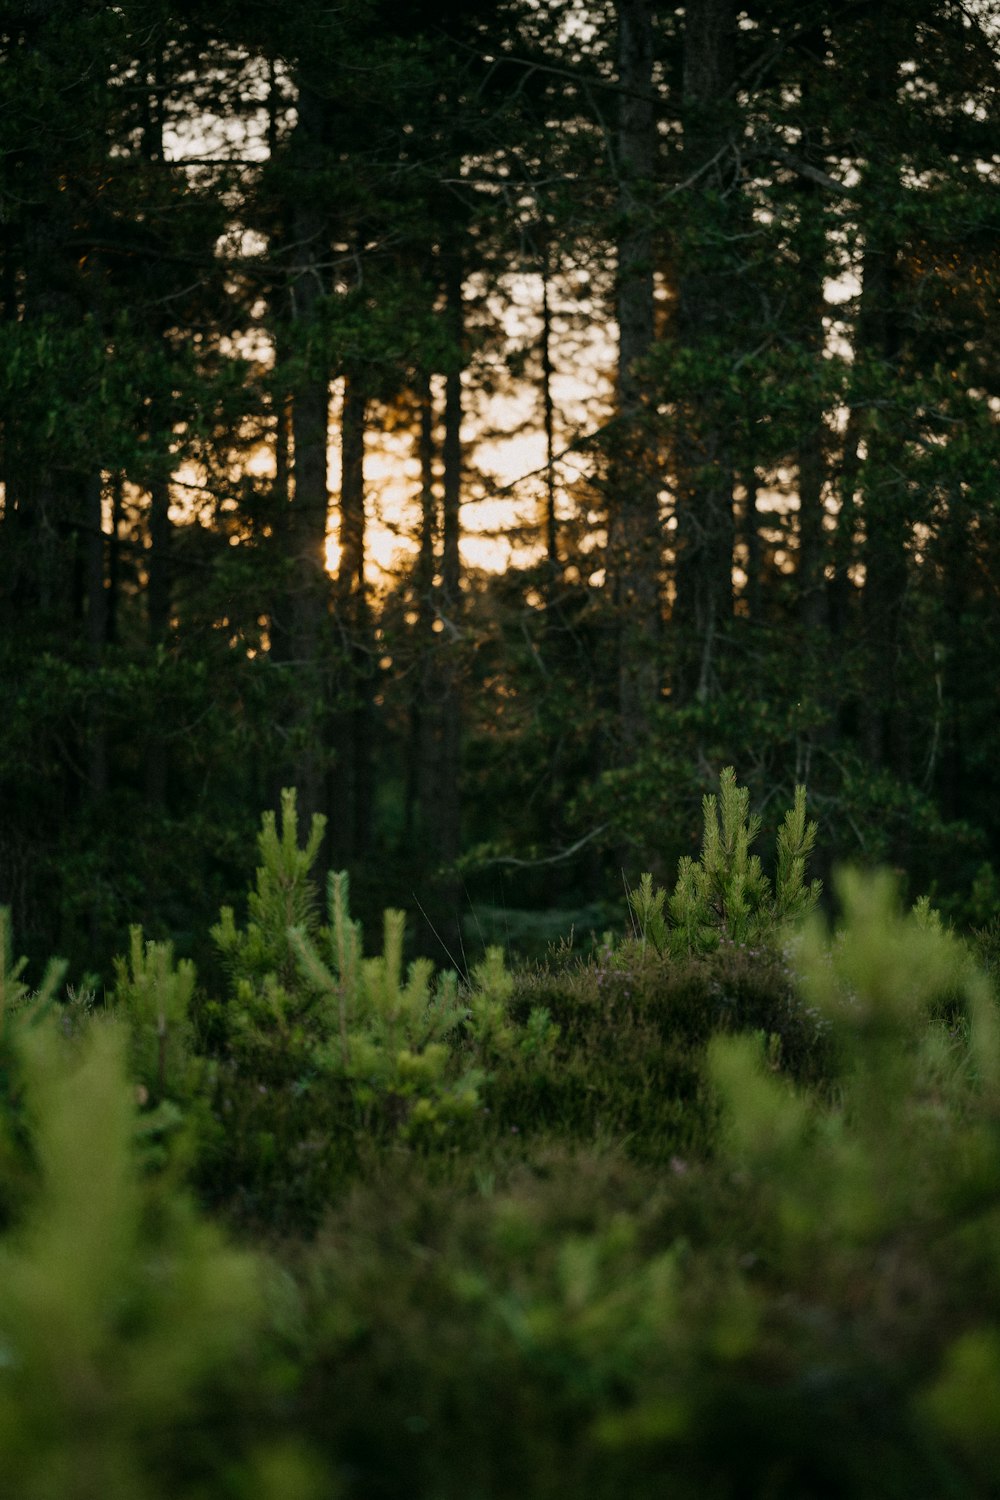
(155, 68, 864, 590)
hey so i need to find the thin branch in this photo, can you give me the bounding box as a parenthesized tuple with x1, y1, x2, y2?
(469, 824, 610, 871)
(769, 148, 855, 199)
(484, 419, 614, 498)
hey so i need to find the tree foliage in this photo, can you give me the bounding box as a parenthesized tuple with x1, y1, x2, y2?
(0, 0, 998, 969)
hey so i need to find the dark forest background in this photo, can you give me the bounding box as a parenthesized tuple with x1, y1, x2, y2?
(2, 0, 999, 980)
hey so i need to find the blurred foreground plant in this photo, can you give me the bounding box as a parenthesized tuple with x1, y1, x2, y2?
(0, 1008, 326, 1500)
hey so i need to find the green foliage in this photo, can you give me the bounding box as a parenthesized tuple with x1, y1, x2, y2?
(793, 869, 981, 1043)
(195, 793, 530, 1222)
(1, 0, 999, 1483)
(627, 768, 821, 956)
(289, 872, 485, 1143)
(475, 929, 828, 1174)
(6, 788, 1000, 1495)
(213, 789, 327, 986)
(0, 1013, 325, 1500)
(0, 910, 69, 1227)
(692, 871, 1000, 1491)
(112, 927, 209, 1166)
(277, 867, 1000, 1498)
(114, 929, 199, 1097)
(0, 906, 67, 1029)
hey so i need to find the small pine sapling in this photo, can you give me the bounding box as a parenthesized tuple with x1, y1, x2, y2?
(0, 910, 67, 1225)
(629, 769, 821, 956)
(290, 872, 482, 1141)
(0, 907, 66, 1031)
(628, 874, 668, 954)
(111, 929, 211, 1165)
(212, 788, 326, 988)
(772, 783, 822, 927)
(465, 946, 517, 1052)
(208, 790, 331, 1071)
(113, 929, 199, 1104)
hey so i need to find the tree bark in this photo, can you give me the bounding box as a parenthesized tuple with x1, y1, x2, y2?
(84, 471, 108, 800)
(331, 370, 373, 867)
(855, 26, 908, 772)
(141, 36, 171, 807)
(338, 374, 366, 606)
(412, 254, 465, 967)
(106, 471, 123, 646)
(858, 226, 907, 770)
(145, 413, 172, 808)
(147, 468, 171, 651)
(794, 193, 830, 638)
(436, 254, 464, 873)
(285, 81, 332, 827)
(792, 32, 832, 636)
(608, 0, 660, 751)
(539, 238, 558, 570)
(743, 470, 761, 623)
(404, 373, 438, 848)
(672, 0, 737, 703)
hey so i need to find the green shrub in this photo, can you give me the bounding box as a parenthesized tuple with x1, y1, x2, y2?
(626, 766, 821, 957)
(191, 793, 525, 1226)
(279, 870, 1000, 1499)
(0, 1009, 327, 1500)
(7, 776, 1000, 1497)
(0, 907, 67, 1228)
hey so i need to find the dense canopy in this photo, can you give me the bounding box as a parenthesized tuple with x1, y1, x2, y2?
(2, 0, 999, 971)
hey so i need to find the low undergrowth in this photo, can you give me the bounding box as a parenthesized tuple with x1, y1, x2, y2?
(3, 772, 1000, 1498)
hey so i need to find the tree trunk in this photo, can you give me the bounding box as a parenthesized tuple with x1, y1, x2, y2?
(855, 30, 908, 773)
(84, 471, 108, 800)
(935, 491, 967, 820)
(436, 254, 463, 872)
(794, 177, 830, 637)
(609, 0, 660, 751)
(107, 471, 123, 646)
(743, 470, 761, 623)
(266, 386, 293, 668)
(673, 0, 737, 703)
(141, 38, 171, 807)
(331, 371, 373, 867)
(338, 374, 366, 605)
(793, 32, 832, 636)
(540, 240, 558, 570)
(147, 469, 171, 651)
(414, 255, 465, 968)
(404, 373, 438, 848)
(859, 323, 908, 770)
(285, 81, 331, 827)
(145, 427, 172, 807)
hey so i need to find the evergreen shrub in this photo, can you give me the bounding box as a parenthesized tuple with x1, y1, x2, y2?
(0, 1003, 327, 1500)
(3, 771, 1000, 1497)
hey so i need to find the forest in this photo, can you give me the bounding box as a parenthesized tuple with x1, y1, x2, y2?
(2, 1, 1000, 1495)
(2, 0, 999, 972)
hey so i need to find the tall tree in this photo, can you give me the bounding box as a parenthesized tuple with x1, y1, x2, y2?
(607, 0, 661, 751)
(671, 0, 739, 703)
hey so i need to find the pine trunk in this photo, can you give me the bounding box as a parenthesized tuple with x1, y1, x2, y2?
(609, 0, 660, 751)
(331, 371, 373, 866)
(404, 374, 438, 847)
(285, 81, 331, 827)
(84, 471, 108, 800)
(856, 32, 907, 773)
(673, 0, 737, 703)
